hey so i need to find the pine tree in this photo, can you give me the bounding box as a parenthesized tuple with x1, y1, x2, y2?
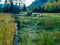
(23, 4, 27, 11)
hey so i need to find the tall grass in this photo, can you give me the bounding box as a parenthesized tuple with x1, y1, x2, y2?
(0, 13, 15, 45)
(18, 13, 60, 45)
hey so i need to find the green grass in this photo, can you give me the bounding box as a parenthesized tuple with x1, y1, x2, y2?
(0, 13, 15, 45)
(18, 13, 60, 45)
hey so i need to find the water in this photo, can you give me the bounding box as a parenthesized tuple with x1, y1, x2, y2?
(13, 23, 18, 45)
(14, 36, 18, 45)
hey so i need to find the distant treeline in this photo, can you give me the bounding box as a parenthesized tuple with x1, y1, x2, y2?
(0, 0, 26, 14)
(31, 0, 60, 13)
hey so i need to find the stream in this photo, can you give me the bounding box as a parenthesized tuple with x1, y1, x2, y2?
(13, 22, 18, 45)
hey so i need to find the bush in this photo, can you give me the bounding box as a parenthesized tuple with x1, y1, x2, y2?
(44, 2, 56, 13)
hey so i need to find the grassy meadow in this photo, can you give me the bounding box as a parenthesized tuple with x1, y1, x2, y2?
(0, 13, 15, 45)
(18, 13, 60, 45)
(0, 13, 60, 45)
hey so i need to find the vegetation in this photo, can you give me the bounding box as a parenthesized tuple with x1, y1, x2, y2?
(0, 0, 60, 45)
(23, 4, 27, 12)
(0, 13, 15, 45)
(3, 0, 20, 13)
(0, 0, 27, 14)
(31, 0, 60, 13)
(18, 13, 60, 45)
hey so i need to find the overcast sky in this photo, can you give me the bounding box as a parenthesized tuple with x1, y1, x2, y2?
(25, 0, 35, 6)
(0, 0, 35, 6)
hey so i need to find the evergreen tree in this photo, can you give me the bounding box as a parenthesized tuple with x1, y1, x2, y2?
(3, 0, 10, 13)
(9, 2, 14, 13)
(23, 4, 27, 12)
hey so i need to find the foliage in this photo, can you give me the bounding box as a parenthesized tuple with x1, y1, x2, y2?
(0, 0, 20, 14)
(3, 2, 20, 13)
(31, 0, 60, 13)
(3, 4, 10, 13)
(0, 7, 2, 13)
(13, 5, 20, 14)
(44, 2, 56, 12)
(23, 4, 27, 12)
(32, 5, 39, 12)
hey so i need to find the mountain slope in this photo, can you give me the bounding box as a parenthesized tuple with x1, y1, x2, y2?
(28, 0, 56, 8)
(28, 0, 47, 7)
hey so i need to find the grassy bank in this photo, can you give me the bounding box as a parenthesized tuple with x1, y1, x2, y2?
(0, 13, 15, 45)
(18, 13, 60, 45)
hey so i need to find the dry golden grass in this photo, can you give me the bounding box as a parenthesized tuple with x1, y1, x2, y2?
(0, 13, 15, 45)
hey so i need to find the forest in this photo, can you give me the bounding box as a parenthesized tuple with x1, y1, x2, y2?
(31, 0, 60, 13)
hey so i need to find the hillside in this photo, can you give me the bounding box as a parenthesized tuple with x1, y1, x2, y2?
(29, 0, 57, 8)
